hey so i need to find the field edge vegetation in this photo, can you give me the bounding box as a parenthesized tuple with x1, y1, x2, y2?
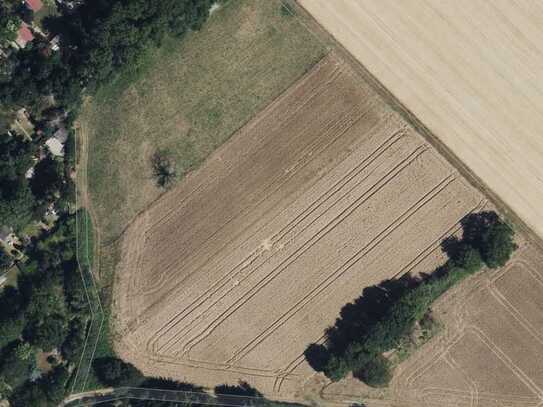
(305, 211, 516, 387)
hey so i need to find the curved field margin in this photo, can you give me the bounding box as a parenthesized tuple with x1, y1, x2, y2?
(114, 54, 483, 398)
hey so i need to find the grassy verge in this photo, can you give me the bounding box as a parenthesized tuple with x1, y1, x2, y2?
(76, 208, 93, 270)
(82, 0, 327, 242)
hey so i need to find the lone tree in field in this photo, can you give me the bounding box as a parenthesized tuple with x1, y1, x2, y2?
(151, 150, 176, 189)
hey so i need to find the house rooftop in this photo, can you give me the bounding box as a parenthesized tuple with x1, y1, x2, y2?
(45, 137, 64, 157)
(16, 23, 34, 48)
(25, 0, 43, 12)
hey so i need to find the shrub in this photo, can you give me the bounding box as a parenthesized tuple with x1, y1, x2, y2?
(353, 354, 391, 388)
(479, 221, 516, 268)
(93, 357, 143, 387)
(304, 343, 330, 372)
(0, 316, 25, 349)
(151, 150, 177, 189)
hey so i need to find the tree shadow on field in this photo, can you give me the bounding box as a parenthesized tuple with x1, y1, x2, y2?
(305, 275, 419, 371)
(304, 210, 508, 375)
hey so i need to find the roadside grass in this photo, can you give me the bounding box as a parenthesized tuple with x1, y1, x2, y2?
(76, 208, 94, 270)
(81, 0, 327, 243)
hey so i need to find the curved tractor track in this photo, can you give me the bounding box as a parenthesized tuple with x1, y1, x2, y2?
(114, 54, 483, 398)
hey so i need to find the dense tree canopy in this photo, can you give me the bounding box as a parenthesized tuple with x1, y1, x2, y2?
(30, 154, 64, 204)
(0, 3, 21, 45)
(0, 0, 213, 111)
(8, 365, 69, 407)
(0, 134, 37, 231)
(93, 357, 144, 387)
(0, 0, 216, 403)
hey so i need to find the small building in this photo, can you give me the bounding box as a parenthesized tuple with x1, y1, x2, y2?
(49, 35, 60, 52)
(45, 137, 64, 157)
(25, 0, 44, 13)
(15, 23, 34, 48)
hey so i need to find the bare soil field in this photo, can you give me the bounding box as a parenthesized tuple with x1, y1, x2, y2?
(114, 54, 484, 399)
(298, 0, 543, 241)
(320, 241, 543, 407)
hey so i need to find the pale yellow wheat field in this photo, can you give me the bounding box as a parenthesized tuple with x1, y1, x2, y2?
(299, 0, 543, 239)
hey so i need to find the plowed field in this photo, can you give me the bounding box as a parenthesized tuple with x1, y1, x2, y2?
(114, 54, 483, 397)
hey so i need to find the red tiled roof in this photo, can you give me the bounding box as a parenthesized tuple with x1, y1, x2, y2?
(25, 0, 43, 12)
(17, 24, 34, 46)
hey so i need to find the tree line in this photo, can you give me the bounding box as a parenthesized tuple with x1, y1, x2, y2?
(305, 211, 517, 387)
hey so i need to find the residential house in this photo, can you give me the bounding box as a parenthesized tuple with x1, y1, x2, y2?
(24, 0, 44, 13)
(15, 22, 34, 48)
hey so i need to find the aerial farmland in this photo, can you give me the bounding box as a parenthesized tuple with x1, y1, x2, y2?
(3, 0, 539, 405)
(298, 0, 543, 241)
(114, 51, 487, 399)
(92, 1, 543, 406)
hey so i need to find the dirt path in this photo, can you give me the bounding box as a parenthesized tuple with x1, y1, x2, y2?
(61, 388, 114, 406)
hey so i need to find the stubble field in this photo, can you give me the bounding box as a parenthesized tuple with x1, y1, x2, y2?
(114, 54, 484, 398)
(298, 0, 543, 241)
(322, 241, 543, 407)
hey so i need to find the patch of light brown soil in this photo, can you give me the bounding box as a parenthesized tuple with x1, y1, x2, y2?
(113, 54, 482, 400)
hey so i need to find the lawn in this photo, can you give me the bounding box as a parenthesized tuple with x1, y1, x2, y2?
(81, 0, 327, 243)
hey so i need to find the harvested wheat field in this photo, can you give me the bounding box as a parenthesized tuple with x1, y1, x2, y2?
(114, 53, 484, 399)
(299, 0, 543, 240)
(322, 241, 543, 407)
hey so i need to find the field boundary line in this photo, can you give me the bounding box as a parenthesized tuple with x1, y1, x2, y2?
(70, 122, 106, 394)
